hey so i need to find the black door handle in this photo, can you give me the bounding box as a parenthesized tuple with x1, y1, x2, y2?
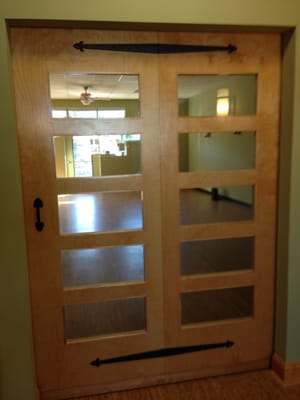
(33, 198, 44, 232)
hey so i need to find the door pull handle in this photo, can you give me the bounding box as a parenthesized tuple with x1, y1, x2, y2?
(33, 198, 44, 232)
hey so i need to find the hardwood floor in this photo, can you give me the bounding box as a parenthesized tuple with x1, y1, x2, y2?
(61, 190, 255, 340)
(58, 189, 253, 235)
(67, 370, 300, 400)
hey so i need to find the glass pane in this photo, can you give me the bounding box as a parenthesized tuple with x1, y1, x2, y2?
(52, 109, 67, 118)
(181, 237, 254, 276)
(62, 245, 144, 287)
(98, 109, 126, 118)
(179, 131, 256, 172)
(178, 75, 257, 116)
(58, 191, 143, 234)
(53, 134, 141, 178)
(64, 297, 146, 340)
(49, 73, 140, 117)
(180, 186, 254, 225)
(181, 287, 254, 325)
(68, 109, 98, 119)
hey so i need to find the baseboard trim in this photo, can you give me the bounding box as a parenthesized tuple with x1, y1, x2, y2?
(272, 353, 300, 385)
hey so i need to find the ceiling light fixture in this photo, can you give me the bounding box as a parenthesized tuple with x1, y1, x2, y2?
(80, 86, 94, 106)
(80, 97, 93, 106)
(216, 88, 230, 116)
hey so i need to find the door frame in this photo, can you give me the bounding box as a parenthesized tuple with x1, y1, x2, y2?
(10, 24, 281, 399)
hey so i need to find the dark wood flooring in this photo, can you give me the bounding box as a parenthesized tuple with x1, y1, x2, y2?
(69, 370, 300, 400)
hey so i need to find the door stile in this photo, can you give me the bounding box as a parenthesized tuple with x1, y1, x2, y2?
(158, 59, 182, 348)
(251, 36, 281, 358)
(11, 48, 67, 388)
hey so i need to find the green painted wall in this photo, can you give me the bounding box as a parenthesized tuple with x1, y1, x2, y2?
(1, 1, 300, 399)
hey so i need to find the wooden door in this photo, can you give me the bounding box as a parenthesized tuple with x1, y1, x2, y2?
(158, 32, 280, 377)
(10, 28, 280, 399)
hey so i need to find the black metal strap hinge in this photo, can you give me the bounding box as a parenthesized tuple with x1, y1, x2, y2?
(73, 42, 237, 54)
(90, 340, 234, 367)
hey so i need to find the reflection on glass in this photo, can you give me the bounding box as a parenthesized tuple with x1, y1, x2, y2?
(62, 245, 144, 287)
(53, 134, 141, 178)
(180, 186, 254, 225)
(49, 73, 140, 117)
(52, 109, 67, 118)
(179, 132, 256, 172)
(181, 286, 253, 325)
(178, 75, 257, 116)
(68, 109, 98, 119)
(58, 191, 143, 234)
(181, 237, 254, 276)
(64, 297, 146, 340)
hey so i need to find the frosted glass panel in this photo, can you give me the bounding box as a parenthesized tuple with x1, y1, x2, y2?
(58, 191, 143, 234)
(62, 245, 144, 287)
(64, 297, 146, 339)
(178, 75, 257, 116)
(179, 131, 256, 172)
(181, 287, 254, 325)
(181, 237, 254, 276)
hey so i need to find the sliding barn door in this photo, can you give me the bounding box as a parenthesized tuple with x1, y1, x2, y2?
(11, 28, 280, 399)
(158, 32, 280, 377)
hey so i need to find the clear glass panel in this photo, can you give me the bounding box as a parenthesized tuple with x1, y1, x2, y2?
(53, 134, 141, 178)
(98, 109, 126, 119)
(49, 73, 140, 117)
(68, 109, 98, 119)
(62, 245, 144, 287)
(180, 186, 254, 225)
(179, 131, 256, 172)
(52, 109, 67, 118)
(181, 237, 254, 276)
(178, 75, 257, 116)
(58, 191, 143, 234)
(181, 286, 254, 325)
(64, 297, 146, 339)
